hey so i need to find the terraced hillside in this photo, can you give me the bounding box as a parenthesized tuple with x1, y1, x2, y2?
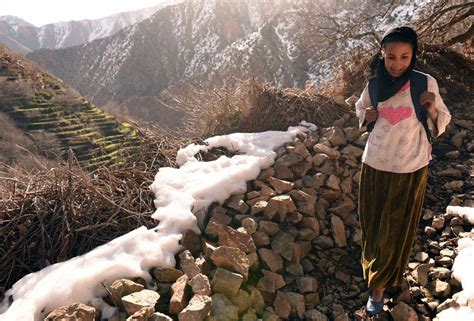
(0, 43, 138, 169)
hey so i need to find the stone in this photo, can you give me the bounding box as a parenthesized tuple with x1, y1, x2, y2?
(312, 153, 329, 167)
(151, 312, 174, 321)
(188, 273, 211, 296)
(210, 268, 243, 297)
(109, 279, 145, 308)
(210, 246, 250, 277)
(181, 229, 202, 257)
(414, 264, 430, 287)
(215, 224, 256, 254)
(258, 248, 284, 273)
(265, 195, 297, 222)
(170, 274, 190, 315)
(262, 270, 286, 290)
(298, 277, 319, 293)
(341, 145, 364, 159)
(205, 212, 232, 237)
(153, 268, 184, 283)
(252, 231, 271, 246)
(414, 252, 429, 263)
(313, 235, 334, 249)
(209, 293, 239, 321)
(330, 215, 347, 247)
(258, 220, 280, 235)
(225, 194, 249, 214)
(242, 217, 257, 234)
(241, 309, 258, 321)
(275, 153, 305, 167)
(274, 164, 294, 180)
(328, 127, 347, 146)
(431, 279, 451, 298)
(257, 168, 275, 181)
(273, 291, 291, 319)
(430, 267, 451, 280)
(127, 307, 154, 321)
(179, 250, 201, 279)
(304, 309, 328, 321)
(249, 287, 266, 313)
(390, 301, 417, 321)
(300, 217, 320, 235)
(271, 231, 295, 261)
(268, 177, 295, 194)
(122, 289, 160, 316)
(44, 303, 95, 321)
(178, 294, 212, 321)
(432, 216, 446, 230)
(313, 144, 341, 159)
(287, 292, 306, 319)
(229, 289, 252, 313)
(250, 200, 267, 215)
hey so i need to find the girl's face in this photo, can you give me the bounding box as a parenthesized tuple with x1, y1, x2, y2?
(382, 42, 413, 78)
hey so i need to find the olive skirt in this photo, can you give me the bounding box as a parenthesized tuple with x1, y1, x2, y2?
(358, 163, 429, 289)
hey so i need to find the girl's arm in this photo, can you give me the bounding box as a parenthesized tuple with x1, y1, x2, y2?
(422, 76, 451, 138)
(355, 84, 373, 129)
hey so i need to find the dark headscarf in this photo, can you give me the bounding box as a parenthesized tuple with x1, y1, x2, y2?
(369, 26, 418, 102)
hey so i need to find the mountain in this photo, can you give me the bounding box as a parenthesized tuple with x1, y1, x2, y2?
(0, 0, 182, 54)
(0, 43, 138, 170)
(26, 0, 311, 125)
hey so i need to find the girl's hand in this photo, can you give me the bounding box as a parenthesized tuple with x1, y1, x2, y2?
(365, 107, 378, 123)
(420, 91, 436, 113)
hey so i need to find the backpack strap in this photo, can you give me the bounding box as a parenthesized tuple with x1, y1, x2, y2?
(410, 70, 432, 144)
(367, 78, 378, 132)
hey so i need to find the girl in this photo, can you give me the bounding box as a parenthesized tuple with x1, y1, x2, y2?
(355, 26, 451, 316)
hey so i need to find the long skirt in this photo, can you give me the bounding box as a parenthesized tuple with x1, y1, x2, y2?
(358, 163, 429, 289)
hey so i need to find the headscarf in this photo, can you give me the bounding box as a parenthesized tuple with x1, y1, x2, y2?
(369, 26, 418, 102)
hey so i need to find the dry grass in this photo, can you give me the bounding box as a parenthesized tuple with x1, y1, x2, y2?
(0, 126, 186, 291)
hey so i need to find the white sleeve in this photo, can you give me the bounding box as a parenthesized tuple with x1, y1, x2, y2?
(355, 83, 372, 129)
(426, 75, 451, 137)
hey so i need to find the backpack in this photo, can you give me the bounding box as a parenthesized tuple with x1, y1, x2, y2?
(367, 70, 432, 144)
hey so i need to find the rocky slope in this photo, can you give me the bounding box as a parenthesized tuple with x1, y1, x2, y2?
(38, 97, 473, 320)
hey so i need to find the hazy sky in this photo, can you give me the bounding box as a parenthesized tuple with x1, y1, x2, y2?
(0, 0, 166, 26)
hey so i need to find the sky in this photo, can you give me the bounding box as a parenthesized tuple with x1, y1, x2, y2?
(0, 0, 168, 27)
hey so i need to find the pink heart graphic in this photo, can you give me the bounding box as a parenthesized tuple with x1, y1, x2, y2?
(379, 106, 412, 125)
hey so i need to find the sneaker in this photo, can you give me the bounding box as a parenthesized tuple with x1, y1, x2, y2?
(366, 295, 384, 316)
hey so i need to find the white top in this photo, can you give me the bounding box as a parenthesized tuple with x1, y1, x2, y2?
(355, 73, 451, 173)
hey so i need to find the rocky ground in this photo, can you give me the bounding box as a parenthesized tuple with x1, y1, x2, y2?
(42, 103, 473, 321)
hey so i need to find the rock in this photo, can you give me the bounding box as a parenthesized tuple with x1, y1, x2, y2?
(313, 235, 334, 249)
(179, 250, 201, 279)
(205, 212, 232, 237)
(181, 230, 202, 257)
(122, 289, 160, 316)
(341, 145, 364, 159)
(287, 292, 306, 319)
(390, 302, 417, 321)
(431, 279, 451, 298)
(251, 201, 267, 215)
(241, 309, 258, 321)
(259, 220, 280, 235)
(127, 307, 154, 321)
(225, 194, 249, 214)
(413, 264, 430, 286)
(312, 153, 329, 167)
(178, 294, 212, 321)
(273, 291, 291, 319)
(210, 246, 250, 277)
(330, 215, 347, 247)
(258, 248, 284, 273)
(215, 224, 256, 253)
(431, 216, 446, 230)
(304, 309, 328, 321)
(252, 231, 271, 246)
(109, 279, 145, 308)
(188, 273, 211, 296)
(209, 293, 239, 321)
(274, 164, 294, 180)
(430, 267, 451, 280)
(242, 217, 257, 234)
(44, 303, 95, 321)
(326, 175, 341, 191)
(268, 177, 295, 194)
(313, 144, 341, 159)
(170, 274, 190, 315)
(414, 252, 429, 262)
(275, 153, 305, 167)
(153, 268, 184, 283)
(271, 231, 295, 261)
(229, 289, 252, 313)
(264, 195, 297, 222)
(150, 312, 174, 321)
(210, 268, 243, 297)
(298, 276, 319, 293)
(249, 287, 265, 313)
(436, 168, 463, 178)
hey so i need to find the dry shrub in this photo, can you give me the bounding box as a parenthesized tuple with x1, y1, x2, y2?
(0, 126, 186, 291)
(182, 79, 350, 137)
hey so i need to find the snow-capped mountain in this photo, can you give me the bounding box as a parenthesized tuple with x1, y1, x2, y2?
(0, 0, 182, 53)
(28, 0, 310, 106)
